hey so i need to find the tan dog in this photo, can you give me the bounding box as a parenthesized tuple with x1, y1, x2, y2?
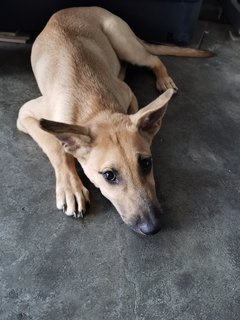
(17, 7, 212, 235)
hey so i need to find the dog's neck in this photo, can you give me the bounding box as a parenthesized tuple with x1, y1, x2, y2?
(69, 95, 127, 126)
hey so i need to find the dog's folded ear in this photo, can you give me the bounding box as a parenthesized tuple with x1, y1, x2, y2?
(40, 119, 92, 158)
(130, 88, 174, 139)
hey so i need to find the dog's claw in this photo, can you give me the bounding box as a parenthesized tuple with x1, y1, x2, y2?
(78, 210, 84, 219)
(62, 204, 66, 213)
(72, 210, 85, 219)
(60, 204, 86, 219)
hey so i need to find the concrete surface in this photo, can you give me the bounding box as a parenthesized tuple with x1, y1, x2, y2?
(0, 23, 240, 320)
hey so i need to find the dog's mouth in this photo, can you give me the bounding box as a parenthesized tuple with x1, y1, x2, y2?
(129, 225, 146, 236)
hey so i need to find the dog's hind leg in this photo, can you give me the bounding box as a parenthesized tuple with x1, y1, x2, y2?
(17, 97, 89, 217)
(102, 15, 177, 92)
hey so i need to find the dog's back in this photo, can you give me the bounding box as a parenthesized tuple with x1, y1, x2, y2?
(31, 7, 122, 114)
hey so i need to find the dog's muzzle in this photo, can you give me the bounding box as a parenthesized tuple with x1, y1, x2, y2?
(130, 205, 162, 236)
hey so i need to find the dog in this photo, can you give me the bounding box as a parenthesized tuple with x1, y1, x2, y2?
(17, 7, 212, 235)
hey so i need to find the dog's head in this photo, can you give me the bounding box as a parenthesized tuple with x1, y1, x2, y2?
(40, 89, 174, 235)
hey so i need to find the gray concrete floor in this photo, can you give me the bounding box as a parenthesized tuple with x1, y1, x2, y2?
(1, 23, 240, 320)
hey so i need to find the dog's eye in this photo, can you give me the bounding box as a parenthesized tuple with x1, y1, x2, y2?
(102, 170, 117, 183)
(139, 157, 152, 174)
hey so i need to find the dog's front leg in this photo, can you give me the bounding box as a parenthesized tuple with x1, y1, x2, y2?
(17, 97, 89, 217)
(54, 153, 89, 217)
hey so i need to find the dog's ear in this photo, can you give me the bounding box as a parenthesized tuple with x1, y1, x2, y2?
(40, 119, 92, 159)
(130, 89, 174, 139)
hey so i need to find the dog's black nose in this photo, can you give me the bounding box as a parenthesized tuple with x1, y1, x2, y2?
(138, 221, 161, 235)
(135, 206, 162, 235)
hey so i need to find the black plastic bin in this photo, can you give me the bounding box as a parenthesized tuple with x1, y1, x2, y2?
(1, 0, 203, 45)
(99, 0, 203, 45)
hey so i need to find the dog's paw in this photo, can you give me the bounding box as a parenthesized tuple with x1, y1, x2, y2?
(56, 172, 90, 218)
(156, 76, 178, 93)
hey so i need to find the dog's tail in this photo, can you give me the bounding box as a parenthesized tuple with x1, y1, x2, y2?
(140, 40, 214, 58)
